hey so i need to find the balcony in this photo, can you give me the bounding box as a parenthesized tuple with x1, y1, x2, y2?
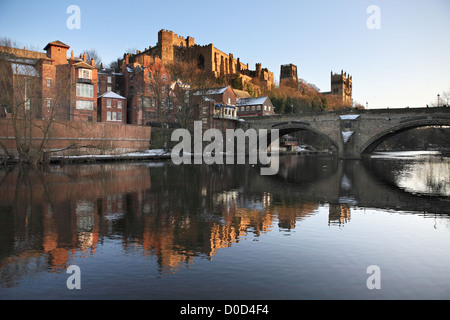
(77, 78, 92, 84)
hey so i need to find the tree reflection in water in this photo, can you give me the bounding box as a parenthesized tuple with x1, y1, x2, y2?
(0, 153, 449, 286)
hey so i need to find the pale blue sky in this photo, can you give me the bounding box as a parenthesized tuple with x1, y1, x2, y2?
(1, 0, 449, 108)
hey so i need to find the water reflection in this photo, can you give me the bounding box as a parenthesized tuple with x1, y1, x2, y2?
(0, 153, 449, 290)
(371, 151, 450, 196)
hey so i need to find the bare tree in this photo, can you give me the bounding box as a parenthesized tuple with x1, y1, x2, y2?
(165, 60, 220, 128)
(82, 49, 102, 68)
(0, 39, 71, 165)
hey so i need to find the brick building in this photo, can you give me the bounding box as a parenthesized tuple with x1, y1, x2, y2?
(97, 91, 127, 123)
(236, 96, 275, 118)
(121, 55, 175, 125)
(192, 85, 238, 131)
(0, 40, 99, 122)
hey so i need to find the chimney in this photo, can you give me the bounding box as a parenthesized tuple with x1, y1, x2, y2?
(91, 58, 95, 67)
(71, 50, 74, 59)
(83, 53, 87, 62)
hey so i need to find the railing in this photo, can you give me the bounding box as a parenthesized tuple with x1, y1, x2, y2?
(77, 78, 92, 84)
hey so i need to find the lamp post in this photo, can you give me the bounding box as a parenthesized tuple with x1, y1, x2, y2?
(437, 94, 440, 107)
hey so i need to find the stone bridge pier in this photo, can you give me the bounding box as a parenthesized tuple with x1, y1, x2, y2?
(239, 107, 450, 159)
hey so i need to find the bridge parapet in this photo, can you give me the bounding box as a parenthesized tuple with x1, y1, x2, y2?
(240, 107, 450, 159)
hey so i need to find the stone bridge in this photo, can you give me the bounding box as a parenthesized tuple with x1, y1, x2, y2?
(239, 107, 450, 159)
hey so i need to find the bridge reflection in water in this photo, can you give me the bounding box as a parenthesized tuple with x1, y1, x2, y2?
(0, 154, 448, 288)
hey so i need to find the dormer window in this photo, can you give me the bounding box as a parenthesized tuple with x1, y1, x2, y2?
(78, 68, 92, 80)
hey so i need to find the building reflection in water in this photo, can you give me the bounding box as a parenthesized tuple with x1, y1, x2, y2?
(2, 154, 447, 283)
(328, 204, 351, 226)
(0, 162, 325, 281)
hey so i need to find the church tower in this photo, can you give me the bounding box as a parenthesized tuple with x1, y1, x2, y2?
(280, 64, 298, 87)
(330, 70, 352, 105)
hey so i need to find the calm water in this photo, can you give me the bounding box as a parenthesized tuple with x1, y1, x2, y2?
(0, 152, 449, 300)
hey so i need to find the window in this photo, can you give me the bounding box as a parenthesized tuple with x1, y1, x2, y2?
(107, 111, 111, 121)
(47, 79, 51, 87)
(107, 76, 112, 83)
(47, 99, 51, 108)
(112, 112, 117, 121)
(107, 99, 111, 108)
(148, 85, 152, 92)
(147, 71, 152, 79)
(228, 98, 231, 104)
(107, 86, 112, 92)
(143, 97, 151, 108)
(118, 101, 122, 109)
(161, 86, 165, 94)
(117, 112, 122, 121)
(78, 69, 92, 80)
(25, 99, 31, 110)
(76, 83, 94, 98)
(162, 74, 167, 81)
(76, 100, 94, 110)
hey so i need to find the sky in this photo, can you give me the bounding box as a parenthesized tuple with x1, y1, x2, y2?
(1, 0, 449, 109)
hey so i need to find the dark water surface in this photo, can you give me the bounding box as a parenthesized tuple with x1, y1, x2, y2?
(0, 152, 449, 300)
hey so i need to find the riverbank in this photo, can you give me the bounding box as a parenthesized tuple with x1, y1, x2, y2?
(1, 147, 336, 166)
(50, 149, 173, 164)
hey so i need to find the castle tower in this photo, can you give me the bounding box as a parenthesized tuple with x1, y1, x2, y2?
(280, 64, 298, 87)
(330, 70, 352, 105)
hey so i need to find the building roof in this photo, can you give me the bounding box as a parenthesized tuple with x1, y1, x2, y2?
(98, 91, 126, 100)
(233, 89, 251, 99)
(71, 60, 96, 69)
(43, 41, 70, 50)
(193, 86, 230, 96)
(237, 96, 269, 106)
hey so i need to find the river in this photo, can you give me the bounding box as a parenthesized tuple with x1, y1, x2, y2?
(0, 151, 449, 300)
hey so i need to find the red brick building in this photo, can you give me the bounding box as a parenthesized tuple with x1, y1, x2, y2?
(97, 91, 127, 123)
(98, 68, 123, 97)
(0, 40, 99, 122)
(236, 96, 275, 118)
(192, 85, 238, 131)
(122, 55, 173, 125)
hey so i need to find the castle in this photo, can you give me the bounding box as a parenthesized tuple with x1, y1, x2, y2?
(280, 64, 353, 106)
(120, 29, 275, 95)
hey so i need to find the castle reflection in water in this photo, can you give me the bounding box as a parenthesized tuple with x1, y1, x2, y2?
(0, 161, 355, 283)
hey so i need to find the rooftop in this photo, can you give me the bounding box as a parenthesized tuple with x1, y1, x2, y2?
(237, 96, 269, 106)
(98, 91, 126, 100)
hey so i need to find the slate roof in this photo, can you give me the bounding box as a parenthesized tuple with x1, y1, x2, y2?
(43, 41, 70, 50)
(236, 96, 269, 106)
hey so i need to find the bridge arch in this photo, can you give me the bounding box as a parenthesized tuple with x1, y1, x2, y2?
(250, 122, 339, 152)
(361, 118, 450, 155)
